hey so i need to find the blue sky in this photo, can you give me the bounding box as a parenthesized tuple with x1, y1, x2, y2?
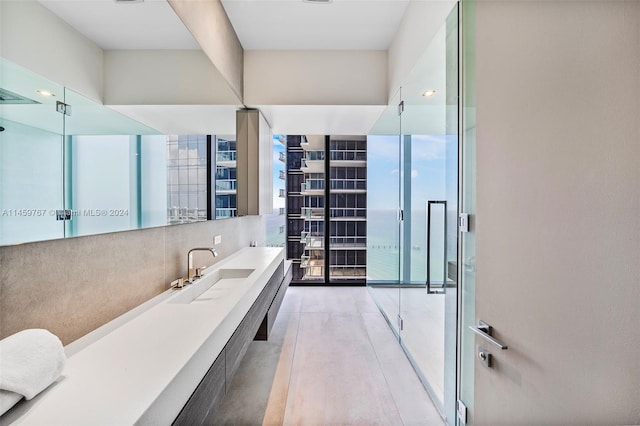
(272, 135, 286, 209)
(367, 134, 457, 211)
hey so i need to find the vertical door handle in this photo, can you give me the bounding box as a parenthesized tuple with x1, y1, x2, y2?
(426, 200, 447, 294)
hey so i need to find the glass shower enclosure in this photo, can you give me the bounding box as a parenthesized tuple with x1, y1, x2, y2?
(367, 5, 459, 423)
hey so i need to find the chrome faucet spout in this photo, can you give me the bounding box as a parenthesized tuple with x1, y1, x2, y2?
(187, 248, 218, 281)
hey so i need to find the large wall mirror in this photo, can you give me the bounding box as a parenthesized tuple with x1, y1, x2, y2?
(0, 58, 238, 246)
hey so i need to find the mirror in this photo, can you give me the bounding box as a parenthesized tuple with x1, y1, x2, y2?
(0, 58, 230, 246)
(0, 59, 66, 244)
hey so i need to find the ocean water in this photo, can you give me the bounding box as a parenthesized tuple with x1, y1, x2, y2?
(269, 208, 455, 283)
(367, 209, 453, 283)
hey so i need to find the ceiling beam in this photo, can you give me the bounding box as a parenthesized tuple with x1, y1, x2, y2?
(168, 0, 244, 104)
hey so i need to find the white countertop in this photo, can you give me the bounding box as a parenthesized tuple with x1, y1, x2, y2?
(3, 247, 284, 426)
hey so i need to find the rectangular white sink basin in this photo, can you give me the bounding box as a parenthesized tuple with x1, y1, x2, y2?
(169, 268, 255, 304)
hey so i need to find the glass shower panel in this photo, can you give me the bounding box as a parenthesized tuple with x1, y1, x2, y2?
(443, 7, 460, 423)
(367, 88, 402, 335)
(366, 135, 401, 283)
(409, 135, 448, 285)
(396, 4, 459, 422)
(459, 0, 477, 423)
(0, 59, 65, 245)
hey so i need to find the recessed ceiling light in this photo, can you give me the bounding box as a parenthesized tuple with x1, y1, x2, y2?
(114, 0, 144, 3)
(37, 90, 55, 97)
(303, 0, 333, 4)
(422, 89, 437, 98)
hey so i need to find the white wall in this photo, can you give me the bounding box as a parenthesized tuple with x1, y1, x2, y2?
(474, 1, 640, 424)
(103, 50, 240, 105)
(387, 1, 456, 100)
(244, 50, 387, 106)
(0, 1, 103, 102)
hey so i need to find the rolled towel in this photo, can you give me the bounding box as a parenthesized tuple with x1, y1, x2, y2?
(0, 329, 66, 400)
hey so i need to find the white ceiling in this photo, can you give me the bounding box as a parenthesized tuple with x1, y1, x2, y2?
(221, 0, 409, 50)
(38, 0, 200, 50)
(38, 0, 410, 52)
(32, 0, 450, 136)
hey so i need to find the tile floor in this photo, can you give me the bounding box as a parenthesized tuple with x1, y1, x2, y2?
(214, 286, 444, 426)
(368, 287, 446, 404)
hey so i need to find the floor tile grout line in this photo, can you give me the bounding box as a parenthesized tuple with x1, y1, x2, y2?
(279, 293, 304, 425)
(353, 290, 407, 426)
(359, 309, 407, 426)
(368, 289, 447, 425)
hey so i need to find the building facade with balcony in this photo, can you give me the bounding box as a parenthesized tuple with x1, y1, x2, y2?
(285, 135, 306, 281)
(286, 135, 366, 284)
(214, 137, 237, 218)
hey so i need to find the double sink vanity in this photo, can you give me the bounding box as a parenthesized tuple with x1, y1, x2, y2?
(3, 247, 290, 425)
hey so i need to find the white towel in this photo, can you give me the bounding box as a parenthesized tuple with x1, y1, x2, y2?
(0, 329, 66, 400)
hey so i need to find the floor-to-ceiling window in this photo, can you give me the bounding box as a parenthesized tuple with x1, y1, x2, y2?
(298, 135, 326, 282)
(285, 136, 306, 281)
(285, 135, 367, 285)
(328, 137, 367, 281)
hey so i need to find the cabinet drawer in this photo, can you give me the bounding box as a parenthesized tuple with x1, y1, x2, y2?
(172, 351, 225, 426)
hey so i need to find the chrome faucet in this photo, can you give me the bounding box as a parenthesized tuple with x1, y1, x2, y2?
(187, 248, 218, 281)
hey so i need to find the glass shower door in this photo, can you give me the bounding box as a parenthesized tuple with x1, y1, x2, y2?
(367, 5, 460, 423)
(458, 0, 477, 423)
(366, 88, 402, 335)
(397, 4, 459, 423)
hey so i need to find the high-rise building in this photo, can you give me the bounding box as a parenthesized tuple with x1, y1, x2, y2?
(214, 137, 237, 218)
(285, 136, 306, 281)
(325, 135, 367, 281)
(299, 135, 326, 282)
(286, 135, 366, 284)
